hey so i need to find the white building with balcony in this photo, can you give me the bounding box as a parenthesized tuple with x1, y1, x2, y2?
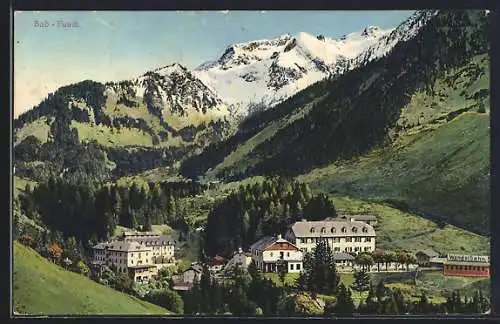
(249, 235, 303, 273)
(284, 218, 376, 254)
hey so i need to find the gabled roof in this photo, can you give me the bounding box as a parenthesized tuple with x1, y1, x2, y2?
(416, 249, 439, 258)
(249, 236, 298, 251)
(123, 233, 176, 246)
(250, 236, 277, 251)
(290, 220, 376, 238)
(92, 241, 150, 252)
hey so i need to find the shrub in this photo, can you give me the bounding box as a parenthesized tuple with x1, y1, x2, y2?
(145, 288, 184, 314)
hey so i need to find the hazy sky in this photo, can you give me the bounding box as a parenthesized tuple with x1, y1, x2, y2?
(13, 10, 415, 117)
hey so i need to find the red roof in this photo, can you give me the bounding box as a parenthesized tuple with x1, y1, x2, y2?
(212, 255, 227, 265)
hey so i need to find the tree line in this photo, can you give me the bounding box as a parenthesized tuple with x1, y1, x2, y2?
(18, 177, 208, 250)
(204, 177, 338, 256)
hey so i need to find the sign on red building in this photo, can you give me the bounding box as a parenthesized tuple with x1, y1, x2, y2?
(443, 254, 490, 277)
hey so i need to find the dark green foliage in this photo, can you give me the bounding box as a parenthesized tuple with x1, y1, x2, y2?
(204, 178, 327, 256)
(296, 239, 340, 295)
(375, 279, 389, 303)
(303, 193, 337, 220)
(14, 80, 107, 130)
(327, 283, 355, 316)
(114, 273, 134, 293)
(351, 270, 371, 298)
(144, 288, 184, 314)
(276, 259, 287, 287)
(248, 277, 281, 315)
(14, 136, 42, 162)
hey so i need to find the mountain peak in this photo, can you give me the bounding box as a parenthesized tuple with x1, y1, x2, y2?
(155, 63, 187, 75)
(361, 25, 381, 37)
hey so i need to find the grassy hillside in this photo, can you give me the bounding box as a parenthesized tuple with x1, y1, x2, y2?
(13, 241, 172, 315)
(13, 176, 37, 198)
(325, 194, 489, 255)
(14, 117, 52, 146)
(296, 56, 490, 236)
(299, 111, 490, 235)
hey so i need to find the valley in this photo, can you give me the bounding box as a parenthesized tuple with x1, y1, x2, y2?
(11, 9, 491, 317)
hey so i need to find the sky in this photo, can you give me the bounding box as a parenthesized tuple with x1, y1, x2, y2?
(13, 10, 415, 117)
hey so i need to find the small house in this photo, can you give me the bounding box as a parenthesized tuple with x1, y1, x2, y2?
(415, 249, 440, 267)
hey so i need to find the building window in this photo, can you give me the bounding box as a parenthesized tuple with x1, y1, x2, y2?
(346, 237, 352, 242)
(131, 253, 134, 257)
(131, 260, 134, 264)
(331, 227, 336, 233)
(296, 264, 301, 270)
(287, 252, 290, 257)
(290, 264, 294, 270)
(321, 227, 326, 234)
(308, 238, 312, 244)
(341, 227, 346, 233)
(310, 227, 316, 233)
(362, 227, 368, 233)
(355, 237, 362, 242)
(365, 237, 371, 242)
(270, 252, 274, 257)
(352, 227, 358, 233)
(334, 247, 340, 251)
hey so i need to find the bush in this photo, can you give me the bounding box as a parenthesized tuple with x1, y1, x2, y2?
(115, 273, 134, 293)
(145, 288, 184, 314)
(74, 260, 90, 276)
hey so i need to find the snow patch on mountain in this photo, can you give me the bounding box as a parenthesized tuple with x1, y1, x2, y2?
(193, 27, 395, 116)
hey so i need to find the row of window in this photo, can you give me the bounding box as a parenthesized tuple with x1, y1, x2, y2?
(446, 265, 489, 271)
(297, 237, 372, 244)
(289, 263, 301, 271)
(269, 252, 290, 258)
(309, 226, 370, 234)
(300, 246, 372, 253)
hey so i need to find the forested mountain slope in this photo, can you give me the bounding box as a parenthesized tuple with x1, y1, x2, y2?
(181, 10, 491, 235)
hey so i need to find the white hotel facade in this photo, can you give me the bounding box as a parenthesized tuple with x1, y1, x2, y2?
(284, 218, 376, 254)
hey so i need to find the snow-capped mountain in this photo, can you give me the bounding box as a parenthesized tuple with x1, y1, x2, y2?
(350, 10, 439, 67)
(193, 27, 393, 116)
(105, 63, 230, 119)
(104, 11, 434, 121)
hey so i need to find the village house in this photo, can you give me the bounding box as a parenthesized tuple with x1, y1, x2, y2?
(209, 255, 228, 273)
(250, 235, 303, 273)
(415, 249, 440, 267)
(224, 248, 253, 272)
(91, 241, 158, 283)
(443, 254, 490, 277)
(284, 218, 376, 254)
(172, 263, 204, 291)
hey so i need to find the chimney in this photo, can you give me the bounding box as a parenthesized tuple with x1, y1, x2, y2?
(350, 217, 355, 222)
(238, 247, 243, 253)
(277, 234, 282, 240)
(301, 218, 306, 222)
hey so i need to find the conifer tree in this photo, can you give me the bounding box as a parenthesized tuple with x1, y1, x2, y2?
(332, 283, 355, 316)
(376, 280, 387, 302)
(351, 269, 371, 299)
